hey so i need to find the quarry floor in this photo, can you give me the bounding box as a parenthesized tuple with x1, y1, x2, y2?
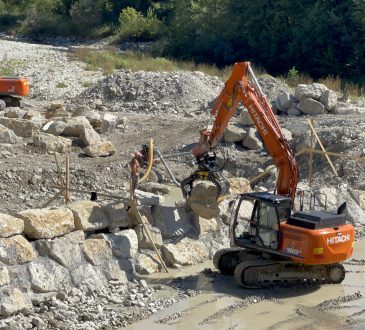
(127, 239, 365, 330)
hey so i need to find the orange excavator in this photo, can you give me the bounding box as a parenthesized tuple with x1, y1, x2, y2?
(0, 76, 29, 108)
(182, 62, 354, 287)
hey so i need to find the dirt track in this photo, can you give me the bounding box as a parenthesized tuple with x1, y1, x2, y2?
(127, 239, 365, 330)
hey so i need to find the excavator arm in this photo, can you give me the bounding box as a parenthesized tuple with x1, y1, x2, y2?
(182, 62, 298, 201)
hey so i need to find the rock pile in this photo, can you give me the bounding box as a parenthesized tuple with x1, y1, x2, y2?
(75, 70, 223, 116)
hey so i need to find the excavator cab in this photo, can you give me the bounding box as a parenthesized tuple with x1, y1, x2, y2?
(232, 192, 291, 252)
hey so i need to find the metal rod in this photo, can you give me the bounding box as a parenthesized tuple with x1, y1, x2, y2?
(248, 64, 265, 97)
(156, 150, 180, 187)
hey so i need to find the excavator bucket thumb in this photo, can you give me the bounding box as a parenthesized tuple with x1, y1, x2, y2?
(181, 170, 230, 202)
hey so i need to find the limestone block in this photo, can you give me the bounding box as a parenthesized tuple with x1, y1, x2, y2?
(294, 83, 328, 101)
(81, 238, 113, 266)
(0, 287, 33, 317)
(0, 125, 18, 144)
(189, 181, 220, 220)
(33, 133, 72, 153)
(0, 235, 35, 265)
(83, 141, 115, 157)
(135, 253, 161, 275)
(28, 258, 70, 293)
(320, 89, 338, 111)
(242, 127, 263, 150)
(0, 266, 10, 287)
(152, 205, 194, 237)
(69, 200, 108, 232)
(0, 117, 37, 137)
(62, 116, 92, 137)
(162, 237, 209, 266)
(43, 120, 67, 136)
(18, 207, 75, 239)
(0, 214, 24, 238)
(79, 128, 101, 146)
(224, 124, 247, 142)
(134, 223, 163, 249)
(107, 229, 138, 259)
(100, 113, 118, 134)
(297, 98, 325, 115)
(70, 263, 106, 291)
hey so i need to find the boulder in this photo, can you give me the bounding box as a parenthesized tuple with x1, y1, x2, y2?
(100, 113, 118, 134)
(320, 89, 338, 111)
(193, 216, 218, 235)
(275, 92, 293, 112)
(64, 230, 85, 241)
(102, 260, 128, 282)
(62, 116, 92, 137)
(83, 141, 115, 157)
(242, 127, 263, 149)
(0, 235, 35, 265)
(0, 117, 37, 137)
(79, 128, 101, 146)
(0, 213, 24, 238)
(35, 237, 84, 269)
(0, 125, 18, 144)
(107, 229, 138, 259)
(281, 127, 293, 141)
(135, 253, 161, 275)
(228, 177, 251, 195)
(4, 107, 27, 119)
(224, 124, 247, 142)
(298, 98, 325, 115)
(152, 205, 194, 237)
(28, 258, 70, 293)
(48, 100, 65, 110)
(101, 201, 129, 228)
(43, 120, 67, 136)
(240, 108, 254, 125)
(69, 200, 108, 232)
(24, 109, 41, 120)
(287, 107, 302, 116)
(0, 287, 33, 317)
(344, 200, 365, 225)
(81, 238, 113, 266)
(294, 83, 328, 101)
(0, 99, 6, 110)
(135, 222, 163, 249)
(189, 181, 220, 219)
(33, 133, 72, 153)
(17, 207, 75, 239)
(0, 266, 10, 287)
(135, 190, 164, 206)
(85, 111, 102, 129)
(162, 237, 209, 266)
(72, 105, 92, 117)
(138, 182, 171, 195)
(45, 106, 69, 119)
(70, 263, 106, 291)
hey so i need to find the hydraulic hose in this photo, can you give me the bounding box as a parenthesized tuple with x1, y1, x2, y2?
(138, 139, 154, 183)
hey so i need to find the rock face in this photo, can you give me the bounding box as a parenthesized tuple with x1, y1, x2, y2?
(297, 98, 325, 115)
(0, 235, 35, 265)
(224, 124, 246, 142)
(0, 214, 24, 238)
(152, 205, 194, 237)
(69, 201, 107, 232)
(17, 207, 75, 239)
(162, 237, 209, 266)
(189, 181, 220, 219)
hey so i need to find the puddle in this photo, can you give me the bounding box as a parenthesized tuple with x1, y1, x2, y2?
(129, 238, 365, 329)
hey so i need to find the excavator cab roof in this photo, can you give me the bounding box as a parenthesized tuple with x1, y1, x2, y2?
(241, 192, 291, 205)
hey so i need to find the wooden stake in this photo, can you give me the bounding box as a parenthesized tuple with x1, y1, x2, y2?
(308, 118, 314, 187)
(54, 153, 67, 203)
(130, 200, 169, 273)
(307, 119, 338, 177)
(65, 155, 70, 204)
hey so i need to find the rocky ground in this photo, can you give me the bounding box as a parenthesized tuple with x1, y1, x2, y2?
(0, 36, 365, 329)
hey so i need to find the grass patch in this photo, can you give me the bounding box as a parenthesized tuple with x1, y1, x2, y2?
(56, 82, 68, 88)
(72, 47, 231, 78)
(0, 59, 26, 76)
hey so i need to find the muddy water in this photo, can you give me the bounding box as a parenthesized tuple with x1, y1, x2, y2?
(128, 239, 365, 330)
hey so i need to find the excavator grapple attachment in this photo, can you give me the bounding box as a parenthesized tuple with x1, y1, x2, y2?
(180, 170, 230, 201)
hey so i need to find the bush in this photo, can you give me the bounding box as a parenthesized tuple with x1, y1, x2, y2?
(118, 7, 164, 41)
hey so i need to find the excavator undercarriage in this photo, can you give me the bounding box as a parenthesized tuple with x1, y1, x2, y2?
(214, 248, 346, 288)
